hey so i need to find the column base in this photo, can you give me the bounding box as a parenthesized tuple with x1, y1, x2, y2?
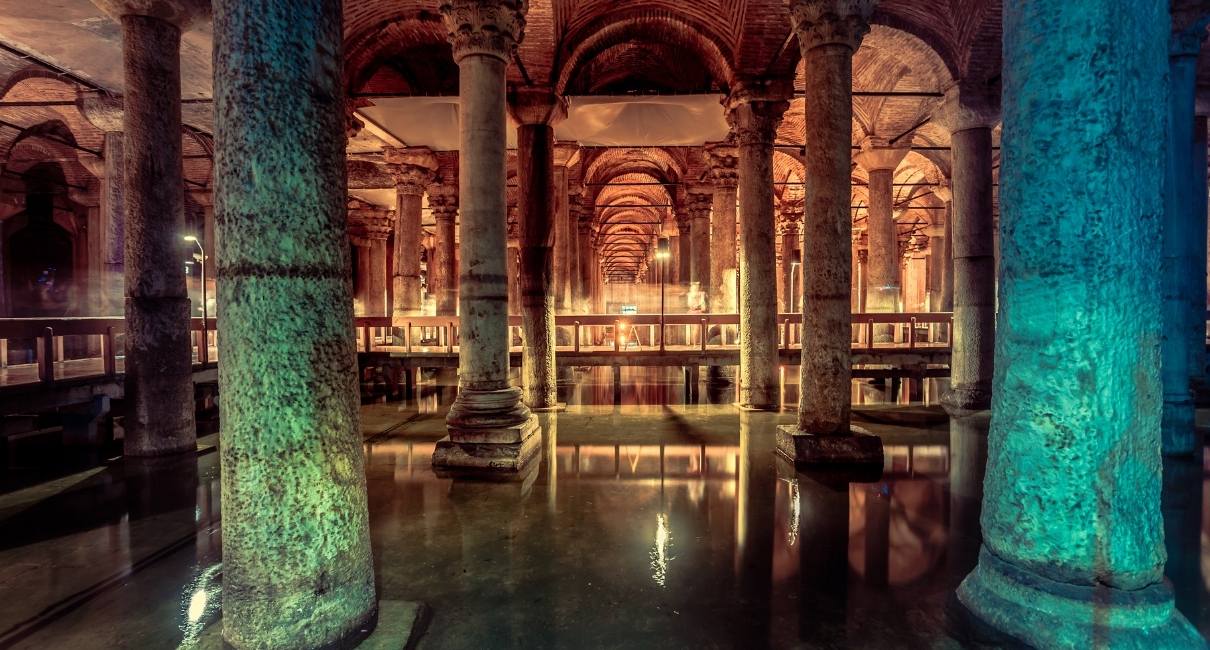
(433, 414, 541, 472)
(775, 425, 884, 467)
(955, 547, 1202, 649)
(205, 600, 425, 650)
(940, 385, 992, 416)
(737, 402, 778, 412)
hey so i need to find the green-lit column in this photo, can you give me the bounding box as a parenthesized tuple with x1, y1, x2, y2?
(955, 0, 1200, 645)
(213, 0, 377, 646)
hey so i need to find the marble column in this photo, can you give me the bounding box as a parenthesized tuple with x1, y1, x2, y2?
(729, 82, 788, 410)
(934, 181, 954, 311)
(77, 92, 125, 315)
(91, 0, 199, 456)
(854, 140, 908, 341)
(507, 210, 520, 317)
(780, 209, 802, 312)
(1160, 19, 1209, 455)
(576, 211, 594, 313)
(552, 153, 573, 313)
(706, 145, 738, 314)
(937, 84, 998, 414)
(435, 0, 539, 471)
(367, 235, 388, 316)
(676, 216, 692, 286)
(212, 0, 379, 645)
(509, 88, 566, 411)
(686, 184, 713, 310)
(954, 0, 1200, 644)
(779, 0, 881, 465)
(384, 148, 437, 322)
(429, 184, 459, 316)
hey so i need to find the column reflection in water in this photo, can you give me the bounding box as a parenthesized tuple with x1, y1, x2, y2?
(733, 413, 776, 646)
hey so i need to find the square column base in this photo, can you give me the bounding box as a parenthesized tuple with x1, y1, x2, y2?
(433, 415, 541, 472)
(776, 425, 884, 467)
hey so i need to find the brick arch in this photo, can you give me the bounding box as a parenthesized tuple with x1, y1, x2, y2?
(554, 12, 734, 94)
(343, 11, 451, 94)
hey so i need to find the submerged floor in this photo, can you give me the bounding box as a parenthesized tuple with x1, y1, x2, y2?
(0, 369, 1207, 648)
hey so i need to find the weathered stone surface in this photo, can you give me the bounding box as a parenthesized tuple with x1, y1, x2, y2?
(706, 143, 737, 315)
(956, 0, 1200, 644)
(429, 184, 459, 316)
(515, 121, 558, 410)
(213, 0, 377, 646)
(385, 148, 437, 321)
(119, 11, 195, 457)
(434, 416, 541, 471)
(775, 424, 883, 467)
(790, 0, 870, 436)
(853, 140, 909, 342)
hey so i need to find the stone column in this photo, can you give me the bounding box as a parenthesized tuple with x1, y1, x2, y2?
(509, 88, 566, 411)
(77, 92, 125, 315)
(367, 234, 388, 316)
(779, 208, 802, 312)
(576, 210, 594, 313)
(435, 0, 539, 471)
(429, 183, 459, 315)
(676, 216, 692, 286)
(933, 181, 954, 311)
(91, 0, 200, 456)
(686, 184, 713, 310)
(212, 0, 379, 645)
(778, 0, 881, 466)
(937, 83, 998, 414)
(507, 208, 520, 316)
(854, 139, 908, 341)
(706, 145, 738, 314)
(384, 148, 437, 322)
(728, 80, 789, 410)
(954, 0, 1200, 644)
(1161, 19, 1209, 455)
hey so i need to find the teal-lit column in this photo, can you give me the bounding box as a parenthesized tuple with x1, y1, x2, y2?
(779, 0, 882, 466)
(91, 0, 201, 456)
(213, 0, 378, 646)
(435, 0, 540, 471)
(955, 0, 1201, 644)
(1161, 18, 1209, 455)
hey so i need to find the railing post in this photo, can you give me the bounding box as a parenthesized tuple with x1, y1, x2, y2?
(103, 326, 117, 377)
(783, 319, 790, 353)
(0, 337, 7, 368)
(700, 318, 707, 352)
(948, 316, 954, 350)
(574, 321, 581, 352)
(909, 317, 917, 350)
(614, 321, 621, 352)
(405, 322, 412, 353)
(37, 326, 54, 384)
(362, 325, 371, 352)
(866, 319, 875, 351)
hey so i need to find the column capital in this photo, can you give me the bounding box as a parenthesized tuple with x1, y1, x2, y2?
(508, 86, 567, 126)
(440, 0, 526, 63)
(936, 81, 1001, 134)
(76, 91, 123, 133)
(1172, 17, 1210, 57)
(384, 147, 439, 195)
(345, 98, 372, 140)
(347, 199, 394, 240)
(778, 205, 804, 235)
(686, 183, 714, 216)
(787, 0, 874, 53)
(90, 0, 209, 28)
(852, 137, 910, 173)
(705, 143, 739, 188)
(726, 79, 791, 147)
(428, 184, 459, 221)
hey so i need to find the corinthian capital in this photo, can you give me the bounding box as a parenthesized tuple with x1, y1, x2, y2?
(428, 184, 459, 221)
(384, 147, 439, 195)
(725, 78, 791, 146)
(787, 0, 874, 52)
(705, 143, 739, 188)
(440, 0, 526, 63)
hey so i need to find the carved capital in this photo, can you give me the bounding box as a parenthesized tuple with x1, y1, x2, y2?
(852, 137, 910, 173)
(428, 184, 459, 221)
(705, 143, 739, 188)
(76, 91, 123, 133)
(725, 79, 791, 147)
(90, 0, 209, 29)
(347, 198, 394, 240)
(788, 0, 874, 52)
(440, 0, 526, 63)
(345, 98, 372, 140)
(508, 86, 567, 126)
(384, 147, 439, 195)
(686, 184, 714, 219)
(778, 206, 804, 235)
(935, 81, 1001, 134)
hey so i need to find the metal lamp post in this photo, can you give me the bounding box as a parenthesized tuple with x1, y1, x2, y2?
(184, 235, 207, 364)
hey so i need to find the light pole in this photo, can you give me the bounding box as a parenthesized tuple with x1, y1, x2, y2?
(656, 237, 670, 351)
(184, 235, 207, 363)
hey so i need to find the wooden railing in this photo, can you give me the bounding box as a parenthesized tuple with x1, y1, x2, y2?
(0, 312, 954, 388)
